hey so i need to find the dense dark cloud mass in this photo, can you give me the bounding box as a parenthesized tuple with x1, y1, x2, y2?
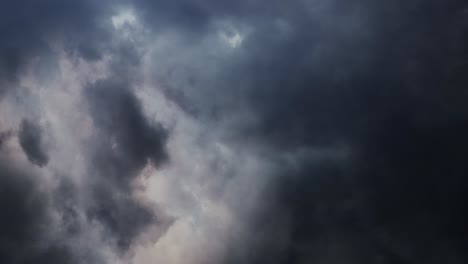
(211, 0, 468, 148)
(210, 1, 468, 263)
(0, 0, 468, 263)
(135, 0, 468, 263)
(0, 158, 75, 264)
(86, 79, 169, 174)
(0, 0, 111, 90)
(85, 78, 172, 250)
(19, 119, 49, 167)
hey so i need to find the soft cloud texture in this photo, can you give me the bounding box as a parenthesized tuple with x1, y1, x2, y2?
(0, 0, 467, 264)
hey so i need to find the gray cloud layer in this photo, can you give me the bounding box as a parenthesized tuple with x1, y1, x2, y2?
(0, 0, 468, 263)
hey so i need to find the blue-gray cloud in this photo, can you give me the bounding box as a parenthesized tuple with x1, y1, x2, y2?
(0, 0, 468, 264)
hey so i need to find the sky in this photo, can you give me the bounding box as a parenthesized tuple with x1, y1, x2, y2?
(0, 0, 467, 263)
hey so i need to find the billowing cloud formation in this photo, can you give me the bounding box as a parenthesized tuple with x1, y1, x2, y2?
(0, 0, 468, 264)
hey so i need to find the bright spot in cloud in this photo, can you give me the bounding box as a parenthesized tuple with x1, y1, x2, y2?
(219, 27, 244, 48)
(111, 9, 137, 29)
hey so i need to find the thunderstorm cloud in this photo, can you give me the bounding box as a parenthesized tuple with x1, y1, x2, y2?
(0, 0, 467, 263)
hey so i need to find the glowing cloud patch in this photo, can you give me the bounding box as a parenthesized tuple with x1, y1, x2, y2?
(112, 9, 137, 29)
(218, 26, 244, 48)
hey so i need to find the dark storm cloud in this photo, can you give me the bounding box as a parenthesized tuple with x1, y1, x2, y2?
(0, 157, 77, 264)
(0, 0, 112, 91)
(239, 120, 468, 263)
(89, 0, 468, 262)
(181, 0, 468, 263)
(220, 0, 467, 148)
(147, 0, 468, 147)
(85, 78, 172, 250)
(86, 79, 169, 177)
(18, 119, 49, 167)
(1, 0, 468, 263)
